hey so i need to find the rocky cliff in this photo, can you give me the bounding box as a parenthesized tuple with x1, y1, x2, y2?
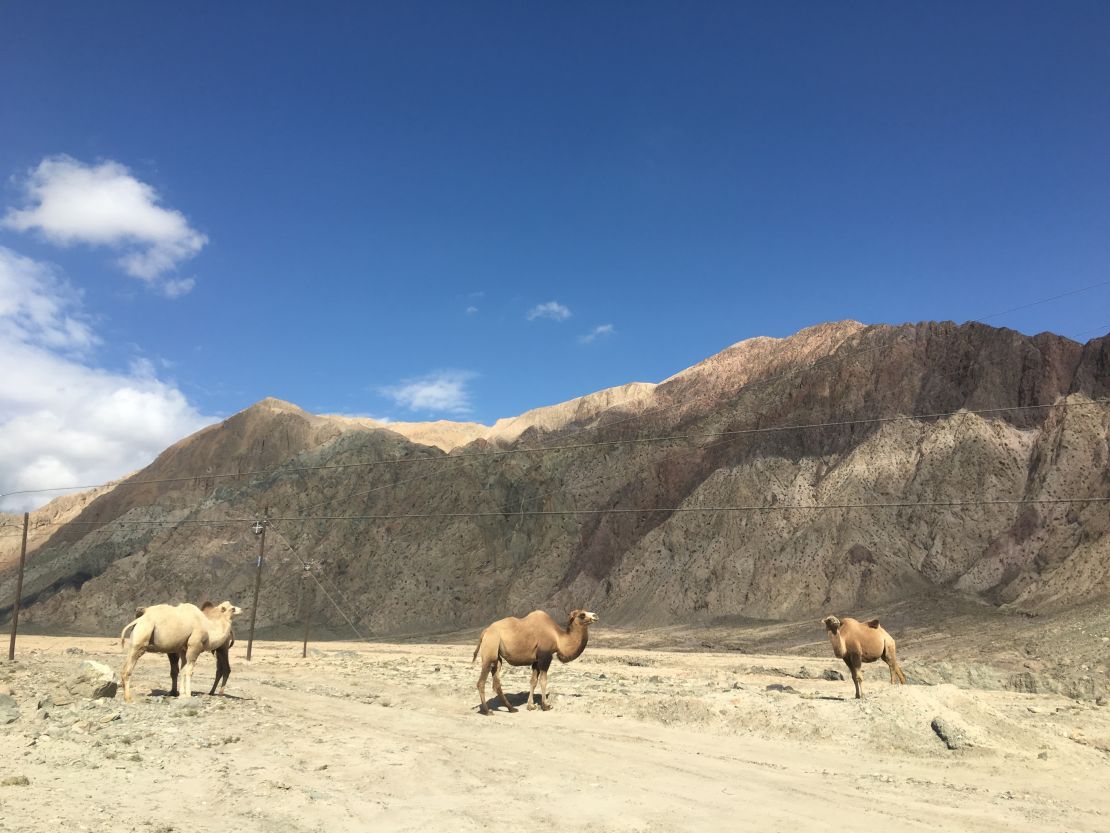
(2, 320, 1107, 635)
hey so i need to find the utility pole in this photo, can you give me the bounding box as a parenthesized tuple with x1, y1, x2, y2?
(301, 562, 314, 659)
(245, 514, 267, 661)
(6, 513, 29, 661)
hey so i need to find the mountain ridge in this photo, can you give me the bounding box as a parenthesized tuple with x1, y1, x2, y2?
(2, 319, 1107, 635)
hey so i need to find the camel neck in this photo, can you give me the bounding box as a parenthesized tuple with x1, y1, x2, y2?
(828, 630, 846, 658)
(556, 622, 589, 663)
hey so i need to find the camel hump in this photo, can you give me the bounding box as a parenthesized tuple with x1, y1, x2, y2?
(866, 619, 881, 628)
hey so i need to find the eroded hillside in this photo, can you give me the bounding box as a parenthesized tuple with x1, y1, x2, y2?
(2, 320, 1108, 635)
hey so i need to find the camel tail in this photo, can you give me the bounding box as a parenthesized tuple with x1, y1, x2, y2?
(472, 628, 486, 663)
(119, 616, 142, 647)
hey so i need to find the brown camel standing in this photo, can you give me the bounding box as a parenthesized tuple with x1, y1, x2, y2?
(822, 615, 906, 699)
(472, 609, 598, 715)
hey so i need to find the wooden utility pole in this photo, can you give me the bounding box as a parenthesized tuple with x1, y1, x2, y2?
(6, 513, 29, 661)
(245, 516, 267, 661)
(301, 563, 314, 659)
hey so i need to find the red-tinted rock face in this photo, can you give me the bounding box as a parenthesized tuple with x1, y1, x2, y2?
(3, 322, 1108, 634)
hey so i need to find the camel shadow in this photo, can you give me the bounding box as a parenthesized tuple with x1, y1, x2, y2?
(476, 690, 537, 714)
(147, 688, 252, 701)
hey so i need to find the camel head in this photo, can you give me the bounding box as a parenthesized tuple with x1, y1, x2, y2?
(567, 610, 599, 628)
(822, 615, 842, 633)
(203, 601, 243, 618)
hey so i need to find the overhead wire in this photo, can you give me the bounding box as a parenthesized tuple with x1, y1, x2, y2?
(3, 298, 1107, 503)
(3, 294, 1108, 631)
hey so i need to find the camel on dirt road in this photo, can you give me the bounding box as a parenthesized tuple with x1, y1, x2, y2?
(473, 609, 598, 715)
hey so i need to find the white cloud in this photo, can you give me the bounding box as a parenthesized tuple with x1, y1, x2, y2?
(2, 155, 207, 289)
(0, 247, 96, 352)
(161, 277, 196, 299)
(527, 301, 571, 321)
(466, 305, 478, 315)
(579, 323, 615, 344)
(0, 245, 216, 511)
(379, 370, 476, 415)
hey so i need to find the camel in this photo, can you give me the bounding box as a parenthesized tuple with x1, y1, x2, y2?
(163, 603, 236, 697)
(472, 609, 598, 715)
(119, 601, 242, 702)
(822, 615, 906, 699)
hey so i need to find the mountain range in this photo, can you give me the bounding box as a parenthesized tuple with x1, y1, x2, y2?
(2, 319, 1108, 636)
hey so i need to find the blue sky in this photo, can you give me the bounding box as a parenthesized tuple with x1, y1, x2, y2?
(1, 3, 1109, 507)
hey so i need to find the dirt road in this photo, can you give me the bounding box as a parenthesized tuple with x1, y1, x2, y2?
(1, 635, 1108, 832)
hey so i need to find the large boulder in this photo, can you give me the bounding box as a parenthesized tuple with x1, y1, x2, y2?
(65, 660, 119, 700)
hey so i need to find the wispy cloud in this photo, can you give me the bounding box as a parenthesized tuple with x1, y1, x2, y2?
(527, 301, 571, 322)
(0, 247, 96, 352)
(162, 277, 196, 299)
(0, 245, 215, 511)
(379, 370, 476, 415)
(578, 323, 615, 344)
(3, 155, 207, 293)
(466, 305, 478, 315)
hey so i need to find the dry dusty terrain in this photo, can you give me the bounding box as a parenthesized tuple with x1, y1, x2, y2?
(2, 633, 1110, 833)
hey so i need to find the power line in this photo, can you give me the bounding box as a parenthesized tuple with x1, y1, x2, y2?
(975, 279, 1110, 322)
(8, 494, 1106, 530)
(261, 522, 369, 642)
(3, 289, 1106, 504)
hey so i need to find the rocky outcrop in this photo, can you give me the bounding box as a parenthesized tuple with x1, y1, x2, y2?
(1, 320, 1107, 635)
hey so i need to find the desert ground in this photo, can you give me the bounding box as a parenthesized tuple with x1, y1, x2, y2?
(2, 619, 1109, 833)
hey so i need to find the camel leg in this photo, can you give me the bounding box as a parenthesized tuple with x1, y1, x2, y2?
(491, 662, 517, 713)
(221, 648, 232, 693)
(477, 660, 493, 715)
(182, 637, 204, 698)
(120, 645, 145, 703)
(211, 648, 230, 696)
(538, 662, 553, 711)
(883, 644, 906, 685)
(526, 664, 539, 710)
(849, 657, 864, 699)
(168, 653, 180, 696)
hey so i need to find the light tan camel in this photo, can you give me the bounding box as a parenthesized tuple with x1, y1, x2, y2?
(822, 615, 906, 699)
(163, 603, 236, 697)
(472, 609, 598, 715)
(120, 601, 242, 702)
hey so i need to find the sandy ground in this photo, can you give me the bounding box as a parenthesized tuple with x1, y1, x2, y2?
(2, 633, 1109, 833)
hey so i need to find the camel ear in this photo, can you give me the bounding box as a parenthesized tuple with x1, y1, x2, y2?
(867, 619, 881, 628)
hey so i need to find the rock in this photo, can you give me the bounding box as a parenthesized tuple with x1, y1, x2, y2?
(65, 660, 119, 700)
(1007, 671, 1041, 694)
(0, 692, 20, 724)
(1, 775, 30, 787)
(822, 669, 845, 681)
(766, 683, 799, 695)
(0, 683, 12, 696)
(1038, 751, 1049, 760)
(64, 647, 85, 655)
(931, 716, 973, 750)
